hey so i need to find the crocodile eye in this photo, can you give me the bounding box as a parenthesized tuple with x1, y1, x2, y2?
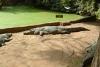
(87, 50, 89, 53)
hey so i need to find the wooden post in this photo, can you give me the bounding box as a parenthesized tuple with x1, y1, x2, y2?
(91, 34, 100, 67)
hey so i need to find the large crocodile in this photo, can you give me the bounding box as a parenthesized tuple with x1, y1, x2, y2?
(82, 44, 96, 67)
(0, 33, 12, 47)
(24, 26, 70, 36)
(24, 26, 89, 36)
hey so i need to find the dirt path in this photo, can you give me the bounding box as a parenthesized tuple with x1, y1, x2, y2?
(0, 23, 99, 67)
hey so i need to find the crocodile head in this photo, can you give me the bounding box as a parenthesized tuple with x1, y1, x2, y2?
(24, 29, 35, 35)
(5, 33, 12, 38)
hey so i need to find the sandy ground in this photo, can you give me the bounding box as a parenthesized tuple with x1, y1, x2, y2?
(0, 23, 99, 67)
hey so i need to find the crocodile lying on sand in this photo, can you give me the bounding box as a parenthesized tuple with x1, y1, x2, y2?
(24, 26, 70, 36)
(24, 26, 89, 36)
(82, 44, 96, 67)
(0, 33, 12, 47)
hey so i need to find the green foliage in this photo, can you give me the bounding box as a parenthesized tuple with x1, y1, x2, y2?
(40, 0, 98, 16)
(0, 0, 3, 9)
(0, 0, 99, 16)
(33, 0, 97, 16)
(96, 8, 100, 19)
(76, 0, 96, 16)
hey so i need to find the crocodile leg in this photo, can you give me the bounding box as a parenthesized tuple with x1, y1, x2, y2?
(39, 31, 44, 36)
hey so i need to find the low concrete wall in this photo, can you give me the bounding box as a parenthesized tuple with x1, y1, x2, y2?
(0, 16, 97, 34)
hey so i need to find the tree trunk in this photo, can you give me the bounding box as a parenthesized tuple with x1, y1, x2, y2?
(0, 0, 2, 10)
(91, 33, 100, 67)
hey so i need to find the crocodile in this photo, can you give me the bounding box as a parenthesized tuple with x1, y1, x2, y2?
(24, 26, 70, 36)
(23, 26, 89, 36)
(0, 33, 12, 47)
(82, 44, 96, 67)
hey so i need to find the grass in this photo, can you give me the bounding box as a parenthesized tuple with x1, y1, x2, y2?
(0, 6, 83, 29)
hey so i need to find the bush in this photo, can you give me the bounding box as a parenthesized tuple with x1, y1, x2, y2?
(96, 9, 100, 19)
(76, 0, 96, 16)
(0, 0, 99, 17)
